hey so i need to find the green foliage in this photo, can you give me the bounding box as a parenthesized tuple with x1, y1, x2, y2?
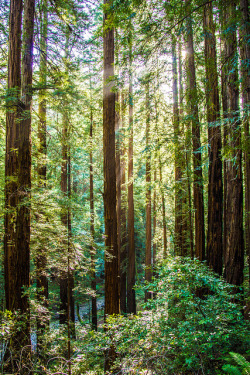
(223, 353, 250, 375)
(72, 257, 249, 374)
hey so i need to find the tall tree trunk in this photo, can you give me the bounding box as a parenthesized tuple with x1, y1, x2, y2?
(185, 144, 194, 259)
(178, 40, 188, 256)
(145, 80, 152, 302)
(120, 92, 127, 314)
(60, 113, 69, 325)
(222, 1, 244, 286)
(153, 170, 157, 269)
(5, 0, 23, 316)
(103, 0, 119, 317)
(103, 1, 120, 370)
(219, 1, 229, 265)
(37, 0, 49, 349)
(59, 35, 75, 334)
(116, 91, 122, 311)
(239, 0, 250, 292)
(67, 154, 75, 340)
(127, 34, 136, 314)
(172, 37, 182, 256)
(185, 9, 205, 261)
(159, 161, 167, 257)
(4, 0, 35, 369)
(90, 98, 97, 330)
(203, 2, 223, 275)
(4, 0, 34, 367)
(59, 114, 75, 331)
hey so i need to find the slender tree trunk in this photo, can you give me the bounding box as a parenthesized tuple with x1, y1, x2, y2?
(103, 0, 119, 317)
(60, 113, 69, 326)
(103, 1, 120, 370)
(37, 0, 49, 349)
(4, 0, 34, 367)
(59, 113, 75, 332)
(172, 38, 182, 256)
(178, 40, 188, 256)
(153, 170, 157, 269)
(239, 0, 250, 292)
(219, 1, 229, 264)
(159, 161, 167, 257)
(67, 153, 75, 337)
(90, 102, 97, 330)
(120, 92, 127, 314)
(59, 36, 75, 335)
(127, 35, 136, 314)
(116, 91, 122, 311)
(5, 0, 22, 316)
(185, 145, 194, 259)
(203, 2, 223, 275)
(185, 9, 205, 261)
(145, 80, 152, 302)
(222, 1, 244, 286)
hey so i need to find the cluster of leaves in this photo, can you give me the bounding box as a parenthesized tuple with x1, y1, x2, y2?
(223, 352, 250, 375)
(1, 257, 249, 374)
(72, 257, 249, 374)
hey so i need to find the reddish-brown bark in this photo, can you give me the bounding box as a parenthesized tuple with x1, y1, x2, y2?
(127, 40, 136, 313)
(4, 0, 34, 366)
(185, 9, 205, 261)
(145, 81, 152, 302)
(222, 1, 244, 286)
(103, 0, 119, 318)
(240, 0, 250, 291)
(90, 103, 97, 330)
(172, 38, 183, 256)
(203, 2, 223, 275)
(120, 92, 127, 314)
(37, 0, 49, 349)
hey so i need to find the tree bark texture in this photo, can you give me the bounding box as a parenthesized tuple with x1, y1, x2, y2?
(127, 41, 136, 314)
(159, 161, 167, 258)
(185, 11, 205, 261)
(103, 0, 120, 318)
(153, 170, 157, 269)
(145, 81, 152, 302)
(222, 1, 244, 286)
(116, 91, 122, 312)
(172, 38, 183, 256)
(120, 93, 127, 314)
(240, 0, 250, 290)
(37, 0, 49, 348)
(219, 0, 229, 265)
(203, 2, 223, 275)
(59, 113, 75, 329)
(90, 104, 97, 330)
(4, 0, 35, 363)
(103, 3, 120, 372)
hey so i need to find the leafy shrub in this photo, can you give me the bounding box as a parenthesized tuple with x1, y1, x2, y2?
(78, 257, 249, 374)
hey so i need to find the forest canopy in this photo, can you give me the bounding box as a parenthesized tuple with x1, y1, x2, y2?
(0, 0, 250, 374)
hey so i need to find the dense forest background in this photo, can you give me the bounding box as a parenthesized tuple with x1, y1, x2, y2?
(0, 0, 250, 374)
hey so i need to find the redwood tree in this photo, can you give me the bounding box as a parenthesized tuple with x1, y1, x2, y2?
(145, 79, 152, 302)
(103, 0, 119, 318)
(4, 0, 35, 365)
(36, 0, 49, 349)
(203, 2, 223, 275)
(90, 90, 97, 330)
(172, 37, 183, 256)
(185, 7, 205, 261)
(103, 1, 120, 369)
(222, 1, 244, 286)
(127, 30, 136, 314)
(239, 0, 250, 290)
